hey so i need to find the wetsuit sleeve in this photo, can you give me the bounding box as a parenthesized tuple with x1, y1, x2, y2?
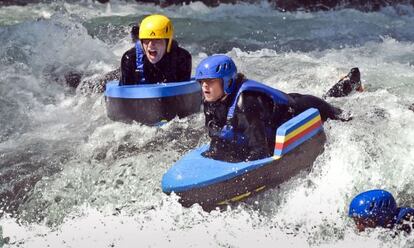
(175, 48, 192, 82)
(119, 48, 138, 85)
(289, 93, 344, 121)
(324, 79, 353, 98)
(324, 68, 361, 98)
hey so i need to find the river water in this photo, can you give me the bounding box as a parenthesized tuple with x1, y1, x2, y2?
(0, 1, 414, 247)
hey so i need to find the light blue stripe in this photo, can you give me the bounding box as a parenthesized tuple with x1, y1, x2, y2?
(276, 108, 319, 137)
(104, 80, 201, 99)
(274, 126, 322, 156)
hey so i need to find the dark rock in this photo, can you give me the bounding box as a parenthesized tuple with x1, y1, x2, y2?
(54, 195, 62, 203)
(0, 0, 79, 6)
(0, 174, 41, 216)
(1, 0, 413, 11)
(274, 0, 336, 11)
(273, 0, 414, 11)
(409, 103, 414, 112)
(133, 0, 413, 11)
(77, 68, 120, 95)
(0, 0, 44, 6)
(136, 0, 251, 8)
(272, 0, 413, 11)
(64, 71, 82, 89)
(0, 0, 109, 6)
(42, 65, 85, 90)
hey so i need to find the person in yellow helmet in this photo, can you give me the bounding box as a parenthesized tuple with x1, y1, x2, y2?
(119, 14, 192, 85)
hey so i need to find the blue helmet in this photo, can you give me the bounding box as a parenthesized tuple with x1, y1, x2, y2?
(348, 189, 397, 226)
(195, 55, 237, 94)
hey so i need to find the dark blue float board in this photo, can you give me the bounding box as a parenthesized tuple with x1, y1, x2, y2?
(105, 80, 202, 124)
(105, 80, 201, 99)
(162, 108, 323, 194)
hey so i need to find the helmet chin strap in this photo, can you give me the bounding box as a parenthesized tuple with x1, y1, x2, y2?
(220, 79, 232, 100)
(226, 79, 233, 92)
(165, 39, 170, 53)
(135, 40, 146, 83)
(218, 93, 227, 102)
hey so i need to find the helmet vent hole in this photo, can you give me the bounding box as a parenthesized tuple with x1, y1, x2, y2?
(215, 65, 221, 73)
(369, 202, 375, 211)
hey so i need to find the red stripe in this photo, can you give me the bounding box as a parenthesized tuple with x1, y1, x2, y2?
(275, 120, 322, 150)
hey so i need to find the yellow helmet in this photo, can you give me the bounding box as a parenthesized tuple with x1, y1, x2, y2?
(139, 14, 174, 53)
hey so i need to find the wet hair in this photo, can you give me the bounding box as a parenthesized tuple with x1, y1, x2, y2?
(130, 25, 139, 43)
(234, 73, 247, 85)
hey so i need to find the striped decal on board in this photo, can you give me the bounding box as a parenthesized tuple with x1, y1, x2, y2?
(274, 108, 323, 156)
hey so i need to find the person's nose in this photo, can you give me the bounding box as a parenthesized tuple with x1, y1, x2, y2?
(201, 82, 209, 89)
(147, 40, 155, 48)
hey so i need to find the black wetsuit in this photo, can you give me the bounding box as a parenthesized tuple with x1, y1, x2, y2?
(203, 75, 343, 162)
(119, 40, 192, 84)
(324, 67, 361, 98)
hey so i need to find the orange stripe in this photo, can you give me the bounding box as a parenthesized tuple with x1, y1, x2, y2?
(275, 120, 322, 149)
(276, 115, 321, 143)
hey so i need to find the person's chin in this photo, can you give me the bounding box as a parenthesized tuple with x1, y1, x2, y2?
(204, 95, 213, 102)
(204, 96, 218, 102)
(148, 56, 161, 64)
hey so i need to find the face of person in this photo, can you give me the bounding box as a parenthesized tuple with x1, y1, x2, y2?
(353, 217, 378, 232)
(199, 78, 225, 102)
(141, 39, 167, 64)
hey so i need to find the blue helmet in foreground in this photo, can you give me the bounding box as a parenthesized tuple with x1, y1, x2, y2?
(349, 189, 397, 226)
(195, 55, 237, 94)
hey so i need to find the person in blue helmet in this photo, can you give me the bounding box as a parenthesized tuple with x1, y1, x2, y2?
(195, 54, 351, 162)
(349, 189, 414, 233)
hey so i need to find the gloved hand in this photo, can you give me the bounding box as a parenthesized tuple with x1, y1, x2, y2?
(220, 124, 246, 145)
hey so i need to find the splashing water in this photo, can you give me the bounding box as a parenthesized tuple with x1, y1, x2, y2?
(0, 1, 414, 247)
